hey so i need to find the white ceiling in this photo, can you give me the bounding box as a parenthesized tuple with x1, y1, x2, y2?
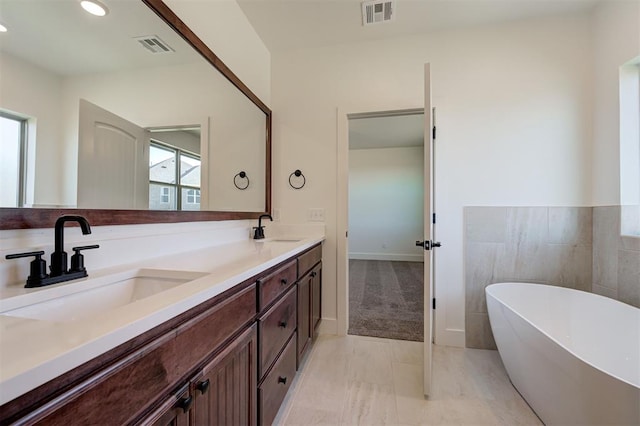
(349, 113, 424, 150)
(237, 0, 600, 52)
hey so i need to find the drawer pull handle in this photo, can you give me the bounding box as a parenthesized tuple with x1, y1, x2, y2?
(197, 379, 210, 394)
(277, 376, 287, 385)
(310, 271, 317, 278)
(177, 395, 193, 413)
(281, 278, 288, 285)
(278, 321, 287, 328)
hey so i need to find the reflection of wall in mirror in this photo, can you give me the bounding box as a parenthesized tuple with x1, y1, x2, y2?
(0, 52, 65, 207)
(64, 60, 266, 212)
(209, 94, 266, 212)
(0, 51, 266, 212)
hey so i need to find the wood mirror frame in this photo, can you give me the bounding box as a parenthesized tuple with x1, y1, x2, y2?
(0, 0, 271, 230)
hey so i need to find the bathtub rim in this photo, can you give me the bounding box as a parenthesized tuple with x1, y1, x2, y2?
(485, 282, 640, 390)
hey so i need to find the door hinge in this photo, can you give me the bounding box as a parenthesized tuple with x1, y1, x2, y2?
(432, 213, 436, 224)
(432, 298, 436, 310)
(432, 107, 436, 140)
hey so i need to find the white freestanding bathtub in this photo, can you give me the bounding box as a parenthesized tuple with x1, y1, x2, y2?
(486, 283, 639, 426)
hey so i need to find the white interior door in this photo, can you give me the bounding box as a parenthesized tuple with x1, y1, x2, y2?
(422, 63, 435, 397)
(78, 99, 149, 209)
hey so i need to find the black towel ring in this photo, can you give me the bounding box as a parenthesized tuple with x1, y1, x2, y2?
(234, 171, 250, 190)
(289, 169, 306, 189)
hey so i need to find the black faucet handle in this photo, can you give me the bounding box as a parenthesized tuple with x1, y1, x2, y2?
(70, 245, 100, 273)
(72, 245, 100, 253)
(5, 250, 49, 287)
(5, 250, 45, 260)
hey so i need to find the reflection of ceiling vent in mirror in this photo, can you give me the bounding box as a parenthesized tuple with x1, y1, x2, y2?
(134, 35, 174, 54)
(361, 0, 395, 26)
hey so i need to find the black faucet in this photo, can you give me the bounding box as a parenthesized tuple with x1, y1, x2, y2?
(5, 215, 99, 288)
(253, 214, 273, 239)
(50, 215, 92, 276)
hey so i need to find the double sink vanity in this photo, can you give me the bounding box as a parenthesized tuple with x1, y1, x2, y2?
(0, 236, 323, 425)
(0, 0, 315, 422)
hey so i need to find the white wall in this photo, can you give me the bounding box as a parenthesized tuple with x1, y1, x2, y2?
(0, 52, 65, 207)
(591, 0, 640, 206)
(272, 13, 593, 345)
(349, 147, 424, 262)
(156, 0, 272, 211)
(165, 0, 271, 105)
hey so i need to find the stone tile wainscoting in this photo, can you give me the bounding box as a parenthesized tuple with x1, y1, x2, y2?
(593, 206, 640, 306)
(464, 207, 593, 349)
(465, 206, 640, 349)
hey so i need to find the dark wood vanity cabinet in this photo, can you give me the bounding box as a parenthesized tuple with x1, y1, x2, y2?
(310, 263, 322, 338)
(296, 245, 322, 365)
(256, 265, 297, 425)
(0, 243, 322, 426)
(1, 283, 257, 426)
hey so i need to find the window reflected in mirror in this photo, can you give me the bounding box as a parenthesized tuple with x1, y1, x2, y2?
(149, 130, 201, 211)
(0, 112, 26, 208)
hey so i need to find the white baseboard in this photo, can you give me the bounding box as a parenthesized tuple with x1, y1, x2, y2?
(435, 328, 465, 348)
(349, 253, 424, 262)
(318, 317, 338, 335)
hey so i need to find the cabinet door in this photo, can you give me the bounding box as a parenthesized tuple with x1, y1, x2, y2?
(137, 386, 191, 426)
(311, 263, 322, 336)
(297, 273, 311, 365)
(192, 324, 257, 426)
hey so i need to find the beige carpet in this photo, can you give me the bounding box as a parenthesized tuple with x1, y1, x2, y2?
(348, 259, 424, 341)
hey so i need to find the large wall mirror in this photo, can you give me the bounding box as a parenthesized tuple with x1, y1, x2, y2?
(0, 0, 271, 229)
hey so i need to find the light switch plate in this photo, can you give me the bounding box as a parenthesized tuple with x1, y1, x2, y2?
(308, 208, 325, 222)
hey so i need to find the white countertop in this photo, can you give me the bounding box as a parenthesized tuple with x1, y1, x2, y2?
(0, 236, 324, 406)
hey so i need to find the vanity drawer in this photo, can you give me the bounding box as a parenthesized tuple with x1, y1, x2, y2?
(297, 244, 322, 278)
(258, 335, 297, 426)
(258, 260, 296, 310)
(258, 286, 296, 378)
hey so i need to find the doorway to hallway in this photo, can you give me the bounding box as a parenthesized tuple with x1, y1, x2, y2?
(349, 259, 423, 341)
(347, 111, 425, 342)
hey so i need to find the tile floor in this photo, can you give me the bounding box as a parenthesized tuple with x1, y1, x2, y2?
(274, 334, 542, 425)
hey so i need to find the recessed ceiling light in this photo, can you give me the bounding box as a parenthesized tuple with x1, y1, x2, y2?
(0, 24, 7, 33)
(80, 0, 109, 17)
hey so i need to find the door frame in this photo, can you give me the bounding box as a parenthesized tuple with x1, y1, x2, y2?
(336, 104, 425, 336)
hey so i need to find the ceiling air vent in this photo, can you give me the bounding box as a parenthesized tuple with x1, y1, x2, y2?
(134, 35, 174, 54)
(362, 0, 395, 26)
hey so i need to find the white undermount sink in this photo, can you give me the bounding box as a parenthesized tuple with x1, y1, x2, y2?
(0, 268, 207, 323)
(258, 238, 303, 243)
